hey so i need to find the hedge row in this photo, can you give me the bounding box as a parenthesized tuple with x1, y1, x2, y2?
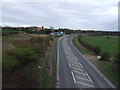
(78, 36, 111, 61)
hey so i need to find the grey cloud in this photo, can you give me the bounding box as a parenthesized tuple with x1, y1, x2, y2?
(2, 1, 118, 31)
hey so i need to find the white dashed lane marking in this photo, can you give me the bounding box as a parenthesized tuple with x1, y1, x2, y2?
(62, 38, 94, 88)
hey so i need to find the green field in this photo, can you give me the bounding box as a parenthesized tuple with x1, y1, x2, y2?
(94, 60, 119, 86)
(79, 36, 118, 57)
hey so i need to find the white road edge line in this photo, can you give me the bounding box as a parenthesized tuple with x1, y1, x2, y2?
(76, 81, 94, 87)
(71, 71, 76, 83)
(75, 76, 90, 81)
(85, 72, 94, 84)
(79, 63, 83, 68)
(71, 37, 115, 88)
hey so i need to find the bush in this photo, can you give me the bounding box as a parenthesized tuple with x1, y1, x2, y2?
(106, 36, 110, 39)
(7, 47, 38, 65)
(12, 40, 31, 48)
(29, 37, 44, 43)
(78, 37, 100, 54)
(113, 52, 120, 67)
(32, 43, 46, 57)
(29, 36, 53, 46)
(28, 36, 53, 57)
(101, 52, 110, 61)
(94, 46, 101, 55)
(3, 52, 20, 73)
(22, 66, 31, 80)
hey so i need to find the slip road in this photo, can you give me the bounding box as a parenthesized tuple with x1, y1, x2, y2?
(57, 35, 115, 88)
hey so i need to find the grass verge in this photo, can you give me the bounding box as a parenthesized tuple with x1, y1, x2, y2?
(94, 60, 118, 86)
(40, 37, 59, 88)
(72, 37, 93, 54)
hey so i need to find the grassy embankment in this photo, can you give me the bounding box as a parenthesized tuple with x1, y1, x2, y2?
(72, 35, 119, 87)
(41, 37, 59, 88)
(2, 34, 58, 88)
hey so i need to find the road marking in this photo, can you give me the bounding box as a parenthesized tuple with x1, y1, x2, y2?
(76, 81, 94, 87)
(75, 57, 78, 61)
(71, 71, 76, 83)
(71, 64, 81, 68)
(69, 60, 79, 65)
(79, 63, 83, 68)
(71, 38, 115, 88)
(75, 76, 90, 81)
(72, 41, 104, 76)
(73, 70, 86, 76)
(69, 62, 79, 66)
(65, 51, 67, 55)
(85, 72, 94, 84)
(66, 56, 68, 60)
(104, 77, 115, 88)
(72, 67, 84, 72)
(68, 61, 71, 68)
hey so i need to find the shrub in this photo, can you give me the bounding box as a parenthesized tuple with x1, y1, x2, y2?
(113, 52, 120, 67)
(22, 66, 31, 80)
(94, 46, 101, 55)
(101, 52, 110, 61)
(12, 40, 31, 48)
(28, 36, 53, 57)
(29, 37, 44, 43)
(7, 47, 38, 65)
(106, 36, 110, 39)
(78, 37, 103, 56)
(31, 43, 46, 57)
(29, 36, 53, 46)
(3, 52, 20, 73)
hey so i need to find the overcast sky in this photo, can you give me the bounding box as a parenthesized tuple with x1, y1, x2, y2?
(1, 0, 119, 31)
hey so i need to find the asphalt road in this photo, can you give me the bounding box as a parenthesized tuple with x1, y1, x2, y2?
(57, 35, 116, 89)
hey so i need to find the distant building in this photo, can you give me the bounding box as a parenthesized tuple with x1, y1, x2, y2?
(33, 26, 45, 31)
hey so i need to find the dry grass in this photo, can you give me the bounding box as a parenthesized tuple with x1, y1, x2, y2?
(27, 34, 49, 37)
(84, 54, 98, 62)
